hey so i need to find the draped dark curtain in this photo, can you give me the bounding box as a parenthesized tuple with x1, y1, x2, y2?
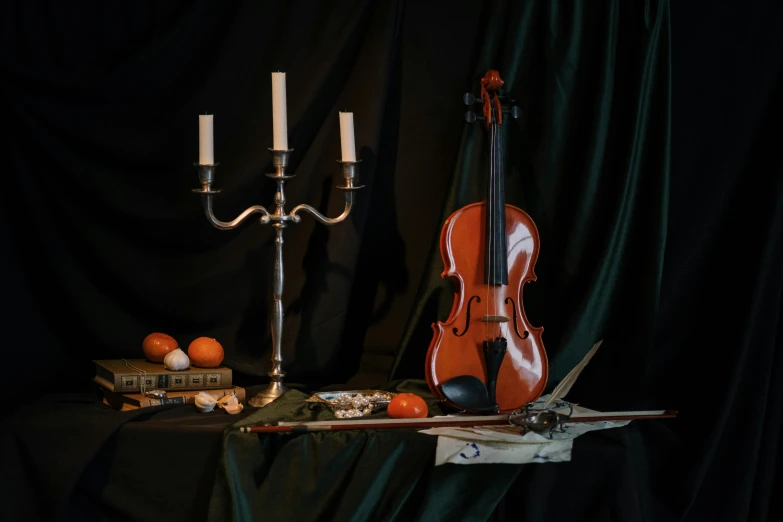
(1, 0, 781, 521)
(389, 0, 671, 413)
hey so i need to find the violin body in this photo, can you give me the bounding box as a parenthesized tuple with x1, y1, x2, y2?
(425, 202, 547, 413)
(425, 70, 548, 414)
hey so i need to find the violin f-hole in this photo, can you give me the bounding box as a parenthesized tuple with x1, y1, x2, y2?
(504, 297, 530, 339)
(453, 295, 481, 336)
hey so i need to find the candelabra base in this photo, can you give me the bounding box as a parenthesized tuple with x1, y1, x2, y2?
(248, 379, 289, 408)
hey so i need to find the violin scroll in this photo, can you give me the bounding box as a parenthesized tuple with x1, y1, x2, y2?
(464, 70, 522, 125)
(480, 70, 504, 127)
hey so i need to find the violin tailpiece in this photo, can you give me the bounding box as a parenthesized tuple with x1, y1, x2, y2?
(483, 338, 507, 405)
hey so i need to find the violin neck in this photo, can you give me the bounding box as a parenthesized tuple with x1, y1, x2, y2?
(485, 122, 508, 285)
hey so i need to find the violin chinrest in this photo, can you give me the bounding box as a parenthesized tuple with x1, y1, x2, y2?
(439, 375, 499, 413)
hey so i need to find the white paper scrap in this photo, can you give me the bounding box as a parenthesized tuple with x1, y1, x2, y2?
(435, 437, 573, 465)
(420, 399, 633, 466)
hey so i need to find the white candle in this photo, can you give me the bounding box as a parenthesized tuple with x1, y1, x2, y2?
(199, 114, 214, 165)
(272, 72, 288, 150)
(339, 112, 356, 162)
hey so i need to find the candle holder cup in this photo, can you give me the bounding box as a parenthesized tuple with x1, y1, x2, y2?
(193, 149, 363, 407)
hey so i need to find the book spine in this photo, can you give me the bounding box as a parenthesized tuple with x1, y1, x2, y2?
(140, 388, 246, 407)
(113, 371, 231, 392)
(140, 396, 188, 407)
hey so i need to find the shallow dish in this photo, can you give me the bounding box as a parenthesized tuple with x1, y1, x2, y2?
(306, 389, 397, 418)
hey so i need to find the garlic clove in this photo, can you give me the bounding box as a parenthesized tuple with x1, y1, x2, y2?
(218, 394, 238, 407)
(163, 348, 190, 371)
(194, 394, 217, 413)
(223, 403, 244, 414)
(197, 391, 218, 403)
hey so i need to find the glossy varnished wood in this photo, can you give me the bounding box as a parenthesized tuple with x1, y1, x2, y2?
(425, 202, 548, 413)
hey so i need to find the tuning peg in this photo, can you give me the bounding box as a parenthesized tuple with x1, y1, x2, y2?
(463, 93, 476, 106)
(510, 105, 521, 119)
(465, 110, 476, 123)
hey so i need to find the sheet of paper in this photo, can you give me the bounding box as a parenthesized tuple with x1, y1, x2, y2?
(433, 437, 574, 465)
(420, 396, 632, 466)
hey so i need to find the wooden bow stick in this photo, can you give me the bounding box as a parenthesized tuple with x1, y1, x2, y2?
(236, 409, 678, 434)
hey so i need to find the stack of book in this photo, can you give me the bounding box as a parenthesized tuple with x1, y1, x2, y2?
(93, 358, 245, 411)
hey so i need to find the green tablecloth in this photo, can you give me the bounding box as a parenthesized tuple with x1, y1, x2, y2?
(2, 379, 666, 522)
(209, 380, 524, 522)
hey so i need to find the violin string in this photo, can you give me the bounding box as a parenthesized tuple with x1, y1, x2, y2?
(488, 119, 495, 341)
(498, 121, 506, 342)
(496, 120, 504, 341)
(485, 119, 491, 342)
(493, 113, 508, 342)
(493, 121, 503, 342)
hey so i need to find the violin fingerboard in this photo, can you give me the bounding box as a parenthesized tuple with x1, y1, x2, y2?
(485, 122, 509, 285)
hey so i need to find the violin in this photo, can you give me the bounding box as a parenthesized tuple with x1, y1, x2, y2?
(424, 69, 548, 414)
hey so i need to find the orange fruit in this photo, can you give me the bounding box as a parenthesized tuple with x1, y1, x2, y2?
(142, 332, 179, 363)
(187, 337, 225, 368)
(387, 393, 428, 419)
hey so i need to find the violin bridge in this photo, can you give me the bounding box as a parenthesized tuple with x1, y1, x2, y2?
(481, 315, 510, 323)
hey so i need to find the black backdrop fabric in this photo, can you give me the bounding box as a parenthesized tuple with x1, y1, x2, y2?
(1, 1, 782, 522)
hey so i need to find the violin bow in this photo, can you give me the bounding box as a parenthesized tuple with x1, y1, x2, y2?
(236, 409, 678, 434)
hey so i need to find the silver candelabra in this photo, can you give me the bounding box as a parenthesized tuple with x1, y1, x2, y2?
(193, 148, 362, 407)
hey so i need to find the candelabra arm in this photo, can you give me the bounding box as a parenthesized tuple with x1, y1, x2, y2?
(289, 160, 363, 225)
(201, 195, 271, 230)
(289, 193, 355, 225)
(192, 163, 272, 229)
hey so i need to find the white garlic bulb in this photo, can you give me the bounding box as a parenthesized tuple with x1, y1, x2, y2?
(163, 348, 190, 371)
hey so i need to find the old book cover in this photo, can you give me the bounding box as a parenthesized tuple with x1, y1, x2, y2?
(93, 358, 232, 392)
(99, 385, 245, 410)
